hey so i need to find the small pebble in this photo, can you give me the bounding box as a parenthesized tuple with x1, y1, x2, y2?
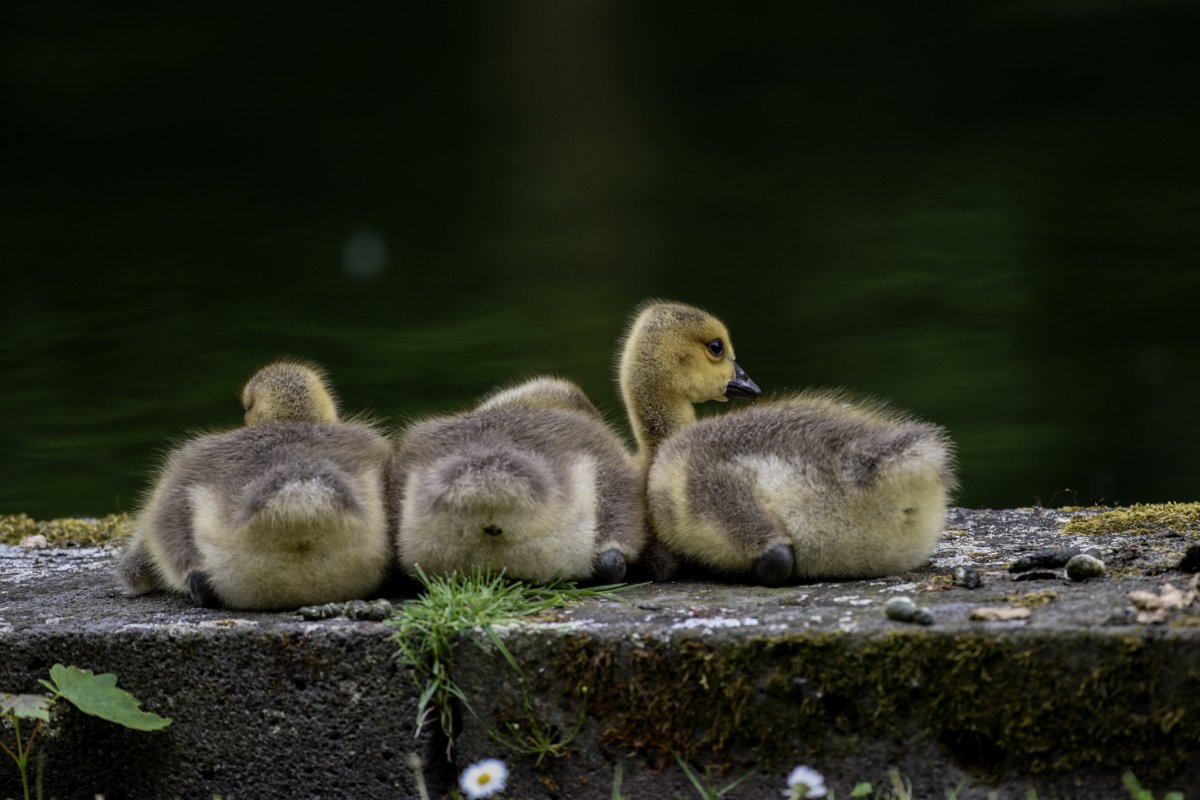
(345, 599, 394, 621)
(952, 565, 981, 589)
(299, 602, 344, 620)
(18, 534, 49, 550)
(1009, 547, 1081, 573)
(1066, 553, 1106, 581)
(885, 596, 933, 625)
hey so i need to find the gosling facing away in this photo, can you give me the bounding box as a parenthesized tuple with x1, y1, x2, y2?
(618, 300, 956, 585)
(475, 375, 604, 419)
(116, 361, 393, 610)
(394, 376, 645, 583)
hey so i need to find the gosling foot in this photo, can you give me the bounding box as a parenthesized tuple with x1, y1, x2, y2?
(644, 540, 680, 582)
(753, 544, 795, 587)
(187, 571, 221, 608)
(594, 549, 627, 583)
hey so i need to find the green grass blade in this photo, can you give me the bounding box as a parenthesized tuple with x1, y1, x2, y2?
(673, 752, 709, 799)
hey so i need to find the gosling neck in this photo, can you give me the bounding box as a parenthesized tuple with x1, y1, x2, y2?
(625, 387, 696, 467)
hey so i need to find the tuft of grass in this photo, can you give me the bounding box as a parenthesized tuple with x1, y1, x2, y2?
(1062, 502, 1200, 538)
(489, 687, 588, 766)
(387, 566, 634, 746)
(673, 752, 753, 800)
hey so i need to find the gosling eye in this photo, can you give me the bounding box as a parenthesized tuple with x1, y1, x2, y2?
(707, 339, 725, 357)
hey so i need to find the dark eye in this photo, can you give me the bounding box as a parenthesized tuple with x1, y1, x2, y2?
(707, 339, 724, 357)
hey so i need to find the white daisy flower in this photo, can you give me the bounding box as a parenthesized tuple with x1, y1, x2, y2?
(785, 764, 827, 799)
(459, 758, 508, 799)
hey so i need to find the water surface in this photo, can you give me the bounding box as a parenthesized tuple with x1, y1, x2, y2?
(4, 3, 1199, 516)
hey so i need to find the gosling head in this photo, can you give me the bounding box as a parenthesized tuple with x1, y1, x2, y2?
(618, 300, 761, 456)
(241, 360, 340, 426)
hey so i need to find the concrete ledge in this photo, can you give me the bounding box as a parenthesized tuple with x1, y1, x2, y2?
(0, 549, 439, 799)
(2, 508, 1198, 799)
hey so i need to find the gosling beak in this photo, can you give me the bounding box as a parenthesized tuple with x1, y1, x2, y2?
(724, 361, 762, 399)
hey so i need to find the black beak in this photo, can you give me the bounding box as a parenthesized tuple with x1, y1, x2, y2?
(724, 361, 762, 399)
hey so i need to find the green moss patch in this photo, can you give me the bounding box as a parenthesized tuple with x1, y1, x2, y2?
(546, 630, 1200, 781)
(0, 513, 132, 546)
(1062, 503, 1200, 538)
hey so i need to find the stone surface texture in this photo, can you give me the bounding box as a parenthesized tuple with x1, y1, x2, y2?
(2, 507, 1198, 799)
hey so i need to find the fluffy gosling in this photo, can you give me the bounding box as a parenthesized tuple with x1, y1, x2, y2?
(116, 361, 393, 610)
(393, 376, 644, 583)
(618, 301, 955, 585)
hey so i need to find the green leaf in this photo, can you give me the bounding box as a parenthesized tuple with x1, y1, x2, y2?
(851, 783, 874, 798)
(0, 693, 51, 722)
(45, 664, 172, 731)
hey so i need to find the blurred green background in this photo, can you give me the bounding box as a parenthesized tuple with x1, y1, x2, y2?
(3, 2, 1199, 518)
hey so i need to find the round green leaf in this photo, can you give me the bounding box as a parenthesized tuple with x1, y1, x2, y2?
(45, 664, 172, 731)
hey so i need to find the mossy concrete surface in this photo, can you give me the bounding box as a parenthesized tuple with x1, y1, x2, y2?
(2, 506, 1199, 799)
(454, 506, 1200, 800)
(0, 546, 436, 799)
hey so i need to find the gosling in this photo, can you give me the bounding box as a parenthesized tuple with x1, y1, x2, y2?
(476, 375, 603, 419)
(618, 301, 955, 585)
(394, 376, 644, 583)
(116, 361, 394, 610)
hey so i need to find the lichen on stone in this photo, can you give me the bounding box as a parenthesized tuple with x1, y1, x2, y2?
(1061, 503, 1200, 538)
(0, 513, 133, 547)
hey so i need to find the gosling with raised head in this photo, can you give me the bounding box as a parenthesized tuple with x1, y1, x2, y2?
(116, 361, 393, 609)
(618, 301, 955, 585)
(394, 376, 644, 583)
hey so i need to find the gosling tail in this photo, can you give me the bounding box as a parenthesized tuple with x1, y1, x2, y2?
(236, 459, 363, 525)
(844, 423, 956, 492)
(424, 445, 554, 513)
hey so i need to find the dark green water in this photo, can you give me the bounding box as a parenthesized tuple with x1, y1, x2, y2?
(4, 3, 1200, 518)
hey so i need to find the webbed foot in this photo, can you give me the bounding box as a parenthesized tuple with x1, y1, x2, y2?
(643, 540, 680, 582)
(753, 544, 795, 587)
(595, 548, 627, 583)
(187, 571, 222, 608)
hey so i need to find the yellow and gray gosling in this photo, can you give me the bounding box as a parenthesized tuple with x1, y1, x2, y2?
(241, 359, 339, 426)
(116, 361, 393, 610)
(475, 376, 604, 419)
(618, 300, 955, 585)
(394, 376, 645, 583)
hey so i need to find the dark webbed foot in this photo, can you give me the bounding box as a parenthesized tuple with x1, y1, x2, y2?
(187, 571, 222, 608)
(594, 548, 627, 583)
(643, 540, 680, 582)
(754, 544, 795, 587)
